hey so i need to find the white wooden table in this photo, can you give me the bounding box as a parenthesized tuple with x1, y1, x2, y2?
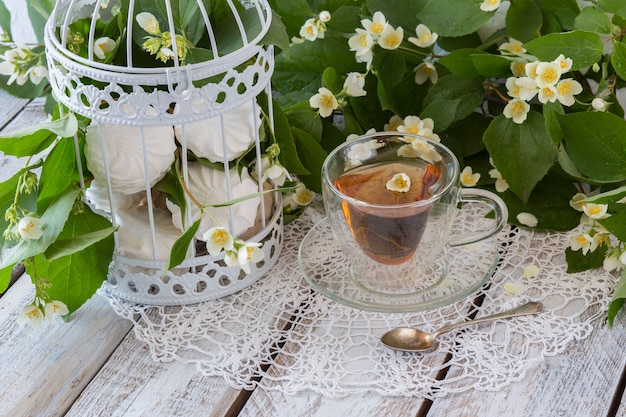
(2, 90, 626, 417)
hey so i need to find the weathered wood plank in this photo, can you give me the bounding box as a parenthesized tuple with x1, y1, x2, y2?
(0, 89, 30, 130)
(64, 324, 243, 417)
(424, 317, 626, 417)
(0, 277, 134, 417)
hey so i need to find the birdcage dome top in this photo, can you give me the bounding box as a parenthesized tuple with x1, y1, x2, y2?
(43, 0, 275, 125)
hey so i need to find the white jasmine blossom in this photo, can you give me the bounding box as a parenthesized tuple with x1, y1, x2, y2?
(28, 65, 48, 84)
(299, 18, 320, 41)
(397, 115, 435, 137)
(348, 28, 374, 67)
(538, 85, 558, 104)
(515, 77, 538, 101)
(583, 203, 609, 219)
(93, 37, 116, 59)
(510, 60, 527, 77)
(517, 212, 538, 227)
(384, 115, 404, 131)
(378, 25, 403, 50)
(386, 173, 411, 192)
(17, 216, 43, 240)
(592, 97, 609, 111)
(553, 54, 573, 73)
(17, 305, 44, 329)
(569, 193, 587, 212)
(408, 24, 438, 48)
(556, 79, 583, 106)
(500, 38, 526, 54)
(414, 62, 438, 85)
(503, 98, 530, 124)
(488, 167, 509, 193)
(361, 11, 387, 38)
(397, 139, 442, 163)
(136, 12, 160, 35)
(344, 72, 367, 97)
(237, 241, 264, 274)
(309, 87, 338, 117)
(292, 184, 316, 206)
(534, 62, 561, 88)
(460, 166, 480, 187)
(503, 281, 524, 294)
(570, 232, 597, 255)
(203, 226, 234, 256)
(480, 0, 501, 12)
(44, 301, 69, 324)
(319, 11, 331, 23)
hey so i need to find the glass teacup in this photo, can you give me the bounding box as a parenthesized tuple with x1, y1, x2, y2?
(322, 132, 508, 295)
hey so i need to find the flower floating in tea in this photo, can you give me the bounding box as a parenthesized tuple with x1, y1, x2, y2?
(386, 173, 411, 193)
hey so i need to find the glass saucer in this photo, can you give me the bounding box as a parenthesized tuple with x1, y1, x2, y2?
(298, 217, 499, 313)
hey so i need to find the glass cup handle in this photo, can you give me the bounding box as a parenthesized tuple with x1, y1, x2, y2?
(449, 188, 509, 247)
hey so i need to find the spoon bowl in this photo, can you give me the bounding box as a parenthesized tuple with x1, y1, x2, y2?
(381, 301, 543, 352)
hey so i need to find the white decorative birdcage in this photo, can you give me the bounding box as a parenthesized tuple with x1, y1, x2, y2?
(43, 0, 283, 305)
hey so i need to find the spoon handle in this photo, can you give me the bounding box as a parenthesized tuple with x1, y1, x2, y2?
(435, 301, 543, 336)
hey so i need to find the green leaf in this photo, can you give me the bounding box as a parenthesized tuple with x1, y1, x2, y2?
(420, 99, 461, 132)
(598, 212, 626, 241)
(0, 114, 78, 157)
(437, 49, 482, 78)
(409, 0, 493, 37)
(374, 51, 406, 91)
(271, 0, 313, 16)
(286, 106, 323, 142)
(365, 0, 423, 32)
(0, 0, 11, 38)
(611, 41, 626, 81)
(524, 31, 603, 71)
(483, 112, 557, 203)
(441, 112, 490, 157)
(471, 54, 512, 78)
(582, 185, 626, 204)
(557, 111, 626, 182)
(321, 67, 342, 93)
(540, 0, 580, 31)
(26, 0, 54, 43)
(274, 37, 362, 97)
(37, 137, 81, 214)
(292, 127, 327, 193)
(421, 74, 484, 132)
(543, 101, 565, 144)
(0, 188, 80, 270)
(261, 10, 290, 51)
(166, 218, 201, 271)
(599, 0, 626, 18)
(608, 270, 626, 327)
(269, 99, 309, 175)
(45, 226, 116, 260)
(564, 245, 607, 273)
(575, 6, 612, 33)
(496, 169, 580, 231)
(506, 0, 542, 42)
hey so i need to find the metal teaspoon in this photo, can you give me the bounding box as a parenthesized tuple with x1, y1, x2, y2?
(380, 301, 543, 352)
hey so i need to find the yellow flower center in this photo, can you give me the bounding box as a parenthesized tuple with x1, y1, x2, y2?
(212, 229, 229, 246)
(462, 173, 473, 183)
(359, 34, 369, 47)
(509, 44, 523, 53)
(576, 235, 588, 246)
(542, 87, 555, 98)
(320, 95, 334, 107)
(23, 220, 35, 232)
(588, 206, 602, 216)
(27, 309, 40, 319)
(306, 26, 315, 35)
(245, 247, 255, 261)
(511, 101, 526, 115)
(541, 68, 558, 84)
(385, 33, 400, 48)
(371, 22, 384, 34)
(407, 125, 419, 134)
(419, 34, 433, 43)
(557, 82, 572, 95)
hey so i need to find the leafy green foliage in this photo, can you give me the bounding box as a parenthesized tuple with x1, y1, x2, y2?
(524, 31, 603, 71)
(484, 112, 556, 203)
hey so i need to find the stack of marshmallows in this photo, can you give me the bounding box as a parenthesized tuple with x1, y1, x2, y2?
(84, 101, 264, 261)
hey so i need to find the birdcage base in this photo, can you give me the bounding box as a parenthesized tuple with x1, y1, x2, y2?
(102, 198, 283, 306)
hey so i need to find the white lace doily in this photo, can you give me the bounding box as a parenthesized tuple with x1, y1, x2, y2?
(101, 204, 616, 399)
